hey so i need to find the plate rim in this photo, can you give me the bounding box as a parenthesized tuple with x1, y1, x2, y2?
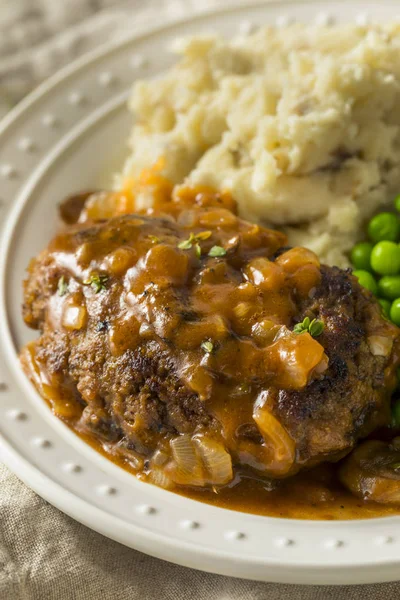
(2, 0, 400, 585)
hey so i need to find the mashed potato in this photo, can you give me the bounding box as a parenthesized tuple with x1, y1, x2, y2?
(120, 24, 400, 266)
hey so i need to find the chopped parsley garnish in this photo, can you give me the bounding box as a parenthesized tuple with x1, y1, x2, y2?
(57, 276, 68, 297)
(178, 235, 194, 250)
(83, 273, 109, 293)
(178, 231, 212, 254)
(293, 317, 324, 338)
(194, 243, 201, 258)
(309, 320, 324, 337)
(201, 341, 214, 354)
(208, 245, 226, 258)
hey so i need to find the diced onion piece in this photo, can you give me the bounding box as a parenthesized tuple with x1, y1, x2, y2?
(167, 463, 206, 487)
(368, 335, 393, 357)
(268, 332, 325, 389)
(75, 243, 92, 265)
(366, 480, 400, 504)
(234, 302, 252, 319)
(105, 442, 144, 471)
(273, 325, 291, 341)
(79, 191, 136, 222)
(194, 436, 233, 485)
(151, 449, 169, 467)
(145, 243, 189, 283)
(246, 257, 270, 285)
(251, 319, 280, 344)
(139, 321, 154, 337)
(168, 434, 232, 487)
(339, 441, 400, 504)
(170, 435, 202, 477)
(211, 314, 228, 339)
(41, 384, 81, 418)
(62, 305, 87, 330)
(237, 282, 257, 301)
(176, 315, 227, 348)
(198, 208, 237, 228)
(177, 209, 197, 227)
(245, 257, 284, 291)
(20, 343, 81, 418)
(108, 315, 140, 356)
(148, 467, 174, 489)
(105, 247, 136, 275)
(276, 247, 320, 273)
(253, 407, 295, 476)
(183, 365, 213, 401)
(313, 353, 329, 375)
(376, 487, 400, 503)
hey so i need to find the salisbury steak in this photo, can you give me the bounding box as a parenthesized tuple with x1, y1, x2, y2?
(21, 206, 399, 488)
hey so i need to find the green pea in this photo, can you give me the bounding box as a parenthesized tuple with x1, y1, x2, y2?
(368, 212, 400, 243)
(350, 242, 373, 271)
(390, 298, 400, 326)
(378, 298, 392, 318)
(352, 270, 378, 295)
(392, 398, 400, 427)
(370, 241, 400, 275)
(394, 195, 400, 213)
(378, 275, 400, 300)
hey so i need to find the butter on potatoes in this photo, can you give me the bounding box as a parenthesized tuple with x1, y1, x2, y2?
(120, 24, 400, 266)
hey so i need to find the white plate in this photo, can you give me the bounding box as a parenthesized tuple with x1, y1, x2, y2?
(1, 0, 400, 586)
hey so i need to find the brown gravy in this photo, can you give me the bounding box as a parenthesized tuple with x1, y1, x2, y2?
(76, 422, 400, 519)
(20, 179, 400, 520)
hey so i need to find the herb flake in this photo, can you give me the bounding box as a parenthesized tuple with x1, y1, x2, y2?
(208, 245, 226, 258)
(194, 243, 201, 258)
(178, 235, 195, 250)
(178, 231, 212, 254)
(293, 317, 324, 338)
(309, 319, 324, 337)
(57, 276, 68, 297)
(83, 273, 109, 293)
(201, 341, 214, 354)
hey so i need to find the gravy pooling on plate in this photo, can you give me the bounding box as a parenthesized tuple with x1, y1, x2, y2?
(19, 182, 400, 519)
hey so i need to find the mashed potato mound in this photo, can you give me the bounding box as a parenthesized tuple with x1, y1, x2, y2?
(120, 24, 400, 266)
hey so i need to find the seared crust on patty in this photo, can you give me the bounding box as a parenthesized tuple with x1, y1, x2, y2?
(274, 266, 393, 468)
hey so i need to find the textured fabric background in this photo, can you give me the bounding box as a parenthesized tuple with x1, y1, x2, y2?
(2, 461, 400, 598)
(1, 1, 400, 598)
(2, 461, 400, 599)
(0, 0, 247, 118)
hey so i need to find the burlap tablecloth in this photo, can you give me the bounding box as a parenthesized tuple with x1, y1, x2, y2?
(1, 462, 399, 598)
(1, 2, 400, 597)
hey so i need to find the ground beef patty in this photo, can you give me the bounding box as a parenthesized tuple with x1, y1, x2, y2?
(21, 205, 400, 486)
